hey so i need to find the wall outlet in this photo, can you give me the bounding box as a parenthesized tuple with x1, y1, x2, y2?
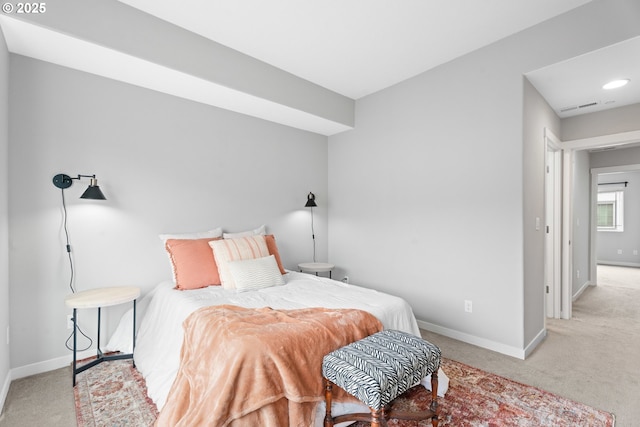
(576, 270, 580, 279)
(464, 300, 472, 313)
(618, 249, 623, 255)
(634, 250, 638, 256)
(67, 314, 74, 330)
(342, 276, 349, 284)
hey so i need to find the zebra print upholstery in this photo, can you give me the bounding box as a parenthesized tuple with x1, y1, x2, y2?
(322, 329, 441, 410)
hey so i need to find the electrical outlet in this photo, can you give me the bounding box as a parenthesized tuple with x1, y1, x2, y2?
(634, 250, 638, 256)
(464, 300, 472, 313)
(618, 249, 623, 255)
(67, 314, 74, 330)
(6, 326, 9, 345)
(576, 270, 580, 279)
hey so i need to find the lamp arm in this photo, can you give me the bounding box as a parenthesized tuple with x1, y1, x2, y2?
(53, 173, 98, 189)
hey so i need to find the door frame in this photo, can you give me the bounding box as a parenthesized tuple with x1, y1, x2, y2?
(560, 129, 640, 318)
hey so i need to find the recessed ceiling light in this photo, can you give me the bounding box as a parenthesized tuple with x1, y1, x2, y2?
(603, 79, 630, 90)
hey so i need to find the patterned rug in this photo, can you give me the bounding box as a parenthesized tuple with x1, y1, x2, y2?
(74, 358, 614, 427)
(74, 359, 158, 427)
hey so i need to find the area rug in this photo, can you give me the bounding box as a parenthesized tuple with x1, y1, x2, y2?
(73, 359, 158, 427)
(74, 358, 614, 427)
(353, 359, 615, 427)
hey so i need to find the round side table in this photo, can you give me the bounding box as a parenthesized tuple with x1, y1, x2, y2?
(298, 262, 335, 278)
(65, 286, 140, 386)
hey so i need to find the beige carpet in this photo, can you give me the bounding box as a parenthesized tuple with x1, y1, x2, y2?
(1, 265, 637, 426)
(597, 264, 640, 290)
(421, 265, 640, 427)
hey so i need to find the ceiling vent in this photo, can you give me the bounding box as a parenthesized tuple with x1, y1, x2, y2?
(560, 105, 577, 113)
(559, 100, 600, 114)
(578, 101, 599, 109)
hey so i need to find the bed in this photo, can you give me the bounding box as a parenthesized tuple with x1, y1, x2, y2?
(106, 232, 449, 426)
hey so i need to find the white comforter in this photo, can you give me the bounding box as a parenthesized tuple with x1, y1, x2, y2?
(107, 271, 448, 421)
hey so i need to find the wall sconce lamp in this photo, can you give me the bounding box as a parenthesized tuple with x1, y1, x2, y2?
(305, 192, 317, 262)
(52, 173, 106, 200)
(305, 192, 317, 207)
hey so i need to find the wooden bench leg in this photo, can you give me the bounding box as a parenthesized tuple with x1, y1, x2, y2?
(324, 378, 334, 427)
(430, 370, 439, 427)
(370, 407, 386, 427)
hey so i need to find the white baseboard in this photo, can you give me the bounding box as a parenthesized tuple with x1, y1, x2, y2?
(572, 280, 592, 302)
(416, 319, 527, 360)
(597, 261, 640, 268)
(10, 348, 96, 381)
(0, 370, 10, 417)
(524, 327, 547, 358)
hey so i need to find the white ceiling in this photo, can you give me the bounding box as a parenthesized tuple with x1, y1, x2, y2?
(526, 35, 640, 118)
(118, 0, 594, 99)
(2, 0, 638, 133)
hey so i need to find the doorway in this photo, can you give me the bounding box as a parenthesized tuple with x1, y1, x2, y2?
(590, 165, 640, 288)
(561, 130, 640, 318)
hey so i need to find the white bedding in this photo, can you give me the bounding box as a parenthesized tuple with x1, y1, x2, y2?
(107, 271, 448, 423)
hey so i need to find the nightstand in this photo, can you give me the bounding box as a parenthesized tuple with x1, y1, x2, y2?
(298, 262, 335, 278)
(64, 286, 140, 386)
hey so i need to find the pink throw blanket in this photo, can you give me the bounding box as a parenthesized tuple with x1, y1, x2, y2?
(155, 304, 383, 427)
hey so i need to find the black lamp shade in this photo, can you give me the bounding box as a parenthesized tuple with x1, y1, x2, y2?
(305, 192, 317, 207)
(80, 178, 106, 200)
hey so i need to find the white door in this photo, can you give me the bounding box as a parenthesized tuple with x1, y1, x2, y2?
(545, 144, 562, 318)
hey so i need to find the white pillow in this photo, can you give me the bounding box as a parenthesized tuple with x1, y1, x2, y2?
(227, 255, 285, 292)
(159, 227, 222, 242)
(209, 235, 270, 289)
(223, 224, 266, 239)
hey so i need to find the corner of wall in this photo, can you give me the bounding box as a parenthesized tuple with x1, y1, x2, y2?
(0, 27, 11, 416)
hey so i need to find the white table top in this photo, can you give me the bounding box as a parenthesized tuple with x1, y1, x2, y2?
(65, 286, 140, 309)
(298, 262, 335, 272)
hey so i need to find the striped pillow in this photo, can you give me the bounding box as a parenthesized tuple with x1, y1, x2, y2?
(209, 235, 270, 289)
(227, 255, 285, 292)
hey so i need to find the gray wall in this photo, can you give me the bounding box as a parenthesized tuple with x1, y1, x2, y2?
(595, 169, 640, 266)
(0, 26, 10, 410)
(572, 150, 592, 296)
(522, 79, 560, 345)
(8, 55, 329, 370)
(328, 0, 640, 356)
(591, 146, 640, 169)
(562, 103, 640, 141)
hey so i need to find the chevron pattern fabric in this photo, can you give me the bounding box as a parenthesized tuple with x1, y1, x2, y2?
(322, 330, 441, 410)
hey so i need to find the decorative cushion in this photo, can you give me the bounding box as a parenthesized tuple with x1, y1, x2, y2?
(210, 235, 270, 289)
(222, 224, 266, 239)
(264, 234, 286, 274)
(227, 255, 285, 292)
(322, 330, 441, 410)
(165, 238, 222, 290)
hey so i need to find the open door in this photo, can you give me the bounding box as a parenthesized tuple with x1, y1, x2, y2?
(545, 131, 562, 318)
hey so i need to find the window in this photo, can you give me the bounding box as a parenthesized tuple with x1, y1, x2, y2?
(597, 191, 624, 232)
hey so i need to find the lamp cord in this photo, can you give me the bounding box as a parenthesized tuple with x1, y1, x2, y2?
(60, 188, 93, 352)
(61, 188, 75, 294)
(310, 206, 316, 263)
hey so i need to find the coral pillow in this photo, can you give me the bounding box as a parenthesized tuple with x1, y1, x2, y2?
(165, 238, 222, 290)
(210, 235, 270, 289)
(264, 234, 286, 274)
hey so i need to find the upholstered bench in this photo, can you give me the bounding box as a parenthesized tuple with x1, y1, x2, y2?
(322, 329, 441, 427)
